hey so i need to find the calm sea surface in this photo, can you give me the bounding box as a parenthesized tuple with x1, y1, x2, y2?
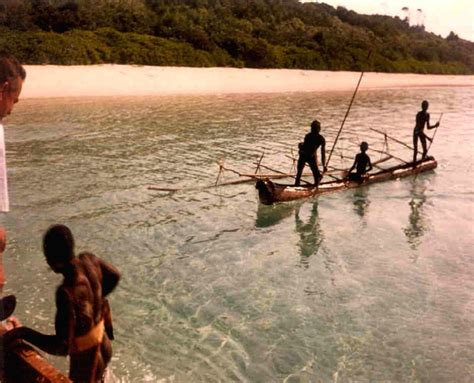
(2, 87, 473, 382)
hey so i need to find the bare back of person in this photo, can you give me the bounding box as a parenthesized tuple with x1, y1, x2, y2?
(59, 252, 113, 382)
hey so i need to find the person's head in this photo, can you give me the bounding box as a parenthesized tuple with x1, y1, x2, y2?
(360, 141, 369, 152)
(0, 55, 26, 121)
(310, 120, 321, 134)
(43, 224, 75, 273)
(421, 100, 429, 111)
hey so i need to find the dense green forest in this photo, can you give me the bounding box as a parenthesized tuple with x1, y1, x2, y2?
(1, 0, 473, 74)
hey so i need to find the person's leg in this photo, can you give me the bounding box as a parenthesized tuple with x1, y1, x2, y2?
(413, 133, 419, 164)
(294, 157, 306, 186)
(420, 134, 428, 159)
(308, 159, 321, 185)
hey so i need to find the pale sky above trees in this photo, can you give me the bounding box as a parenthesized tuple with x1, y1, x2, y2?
(302, 1, 473, 41)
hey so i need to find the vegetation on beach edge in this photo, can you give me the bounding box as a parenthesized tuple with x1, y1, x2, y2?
(1, 0, 473, 74)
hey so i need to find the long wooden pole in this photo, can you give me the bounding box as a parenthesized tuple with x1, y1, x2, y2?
(326, 54, 370, 169)
(370, 128, 414, 151)
(426, 113, 443, 156)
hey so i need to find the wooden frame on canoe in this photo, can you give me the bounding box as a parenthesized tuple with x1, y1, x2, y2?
(255, 157, 437, 205)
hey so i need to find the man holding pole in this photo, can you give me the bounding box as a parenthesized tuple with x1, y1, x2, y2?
(413, 100, 440, 164)
(294, 120, 327, 186)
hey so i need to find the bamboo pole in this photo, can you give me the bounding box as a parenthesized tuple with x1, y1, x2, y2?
(255, 152, 265, 174)
(370, 128, 414, 151)
(426, 113, 443, 156)
(252, 162, 312, 185)
(326, 52, 371, 169)
(370, 148, 408, 164)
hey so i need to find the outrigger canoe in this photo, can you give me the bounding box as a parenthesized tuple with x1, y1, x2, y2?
(256, 157, 437, 205)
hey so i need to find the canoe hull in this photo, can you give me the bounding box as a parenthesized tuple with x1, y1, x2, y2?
(256, 157, 437, 205)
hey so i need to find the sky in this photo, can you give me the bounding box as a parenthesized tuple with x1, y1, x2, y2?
(302, 1, 474, 41)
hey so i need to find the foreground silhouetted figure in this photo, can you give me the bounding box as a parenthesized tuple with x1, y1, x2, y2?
(346, 141, 373, 183)
(294, 120, 327, 186)
(4, 224, 120, 382)
(413, 100, 439, 164)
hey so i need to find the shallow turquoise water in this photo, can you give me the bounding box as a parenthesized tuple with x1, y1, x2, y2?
(2, 87, 473, 382)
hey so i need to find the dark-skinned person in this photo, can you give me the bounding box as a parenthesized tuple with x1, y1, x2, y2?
(294, 120, 327, 186)
(4, 224, 121, 383)
(346, 141, 373, 183)
(413, 100, 440, 164)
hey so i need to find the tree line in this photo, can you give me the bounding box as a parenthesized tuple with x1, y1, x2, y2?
(1, 0, 473, 74)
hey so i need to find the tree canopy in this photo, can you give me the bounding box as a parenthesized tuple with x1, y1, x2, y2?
(1, 0, 473, 74)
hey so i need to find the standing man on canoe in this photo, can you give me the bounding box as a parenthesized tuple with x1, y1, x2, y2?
(294, 120, 327, 186)
(413, 100, 439, 164)
(4, 224, 121, 382)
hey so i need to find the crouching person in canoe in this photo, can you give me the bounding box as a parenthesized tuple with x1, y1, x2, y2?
(4, 224, 120, 382)
(294, 120, 327, 186)
(346, 141, 372, 183)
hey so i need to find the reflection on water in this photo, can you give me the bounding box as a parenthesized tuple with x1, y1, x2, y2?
(404, 179, 429, 254)
(352, 186, 370, 218)
(255, 202, 296, 228)
(2, 87, 473, 382)
(294, 201, 323, 267)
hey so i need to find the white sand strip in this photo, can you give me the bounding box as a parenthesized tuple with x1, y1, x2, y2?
(22, 65, 474, 98)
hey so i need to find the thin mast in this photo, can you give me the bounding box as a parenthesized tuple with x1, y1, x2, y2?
(325, 53, 371, 169)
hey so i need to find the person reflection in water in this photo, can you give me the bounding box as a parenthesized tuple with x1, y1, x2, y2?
(294, 202, 323, 267)
(352, 187, 370, 218)
(404, 181, 428, 254)
(4, 224, 121, 382)
(294, 120, 327, 186)
(413, 100, 439, 164)
(346, 141, 372, 183)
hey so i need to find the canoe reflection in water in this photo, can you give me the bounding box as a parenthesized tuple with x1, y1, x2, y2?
(294, 202, 323, 268)
(255, 202, 297, 228)
(404, 180, 429, 254)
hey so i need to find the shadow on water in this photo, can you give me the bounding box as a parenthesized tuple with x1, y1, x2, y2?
(351, 186, 370, 219)
(404, 179, 429, 255)
(294, 201, 323, 268)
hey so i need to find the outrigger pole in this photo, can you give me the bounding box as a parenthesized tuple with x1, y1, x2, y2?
(325, 52, 371, 170)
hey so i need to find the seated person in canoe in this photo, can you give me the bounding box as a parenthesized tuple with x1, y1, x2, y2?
(413, 100, 439, 164)
(294, 120, 327, 186)
(346, 141, 372, 183)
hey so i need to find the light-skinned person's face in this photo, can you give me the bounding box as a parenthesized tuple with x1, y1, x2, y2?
(0, 78, 23, 121)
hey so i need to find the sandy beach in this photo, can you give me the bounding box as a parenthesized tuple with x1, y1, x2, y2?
(22, 65, 474, 98)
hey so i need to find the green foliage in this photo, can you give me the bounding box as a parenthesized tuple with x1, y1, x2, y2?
(0, 0, 472, 74)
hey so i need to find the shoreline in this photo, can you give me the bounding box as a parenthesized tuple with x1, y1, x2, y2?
(22, 65, 474, 99)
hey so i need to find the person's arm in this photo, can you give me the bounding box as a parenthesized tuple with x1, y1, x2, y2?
(348, 157, 356, 173)
(321, 138, 327, 172)
(367, 156, 373, 172)
(4, 288, 72, 356)
(100, 258, 120, 297)
(4, 327, 69, 356)
(426, 113, 439, 130)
